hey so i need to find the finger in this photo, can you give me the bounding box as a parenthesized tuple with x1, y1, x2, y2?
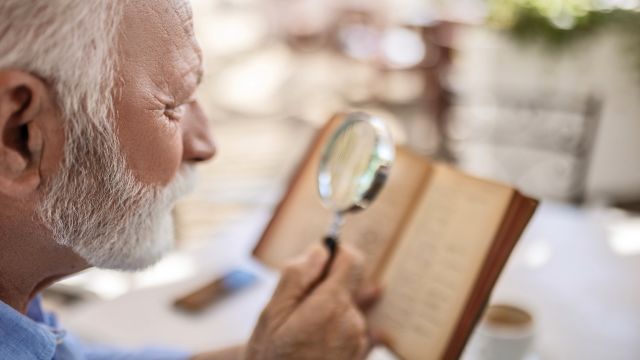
(323, 243, 365, 296)
(369, 327, 394, 349)
(355, 284, 382, 311)
(259, 245, 329, 329)
(269, 245, 329, 306)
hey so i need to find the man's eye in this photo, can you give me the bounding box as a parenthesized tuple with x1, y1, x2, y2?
(164, 104, 186, 121)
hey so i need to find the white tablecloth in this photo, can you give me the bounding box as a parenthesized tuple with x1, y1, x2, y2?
(60, 202, 640, 359)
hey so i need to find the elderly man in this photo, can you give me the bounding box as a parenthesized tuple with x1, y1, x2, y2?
(0, 1, 380, 359)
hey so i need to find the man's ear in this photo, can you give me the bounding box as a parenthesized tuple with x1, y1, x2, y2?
(0, 70, 54, 198)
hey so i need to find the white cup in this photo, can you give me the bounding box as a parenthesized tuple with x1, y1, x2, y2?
(465, 304, 534, 360)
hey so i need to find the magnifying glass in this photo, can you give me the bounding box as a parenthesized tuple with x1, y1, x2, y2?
(317, 111, 395, 262)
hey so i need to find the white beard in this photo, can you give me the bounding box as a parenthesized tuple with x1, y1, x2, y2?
(38, 118, 196, 271)
(71, 165, 196, 270)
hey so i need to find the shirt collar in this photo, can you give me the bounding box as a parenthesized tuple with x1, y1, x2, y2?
(0, 296, 57, 360)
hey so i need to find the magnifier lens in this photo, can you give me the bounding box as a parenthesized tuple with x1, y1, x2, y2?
(318, 114, 394, 213)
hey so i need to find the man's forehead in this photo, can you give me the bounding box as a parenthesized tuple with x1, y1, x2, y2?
(120, 0, 202, 91)
(122, 0, 196, 49)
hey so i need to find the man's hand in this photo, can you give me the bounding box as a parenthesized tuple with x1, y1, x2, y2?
(246, 244, 379, 360)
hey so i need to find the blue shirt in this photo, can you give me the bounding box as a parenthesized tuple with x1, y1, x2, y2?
(0, 295, 192, 360)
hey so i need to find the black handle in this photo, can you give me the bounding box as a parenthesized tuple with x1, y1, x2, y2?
(324, 235, 338, 257)
(320, 235, 339, 280)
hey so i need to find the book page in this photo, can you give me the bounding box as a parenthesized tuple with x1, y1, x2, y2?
(368, 165, 514, 359)
(341, 149, 431, 279)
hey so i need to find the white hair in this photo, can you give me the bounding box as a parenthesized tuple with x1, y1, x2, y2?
(0, 1, 121, 142)
(0, 1, 195, 270)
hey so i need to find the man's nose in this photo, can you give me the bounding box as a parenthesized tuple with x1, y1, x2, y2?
(182, 101, 216, 163)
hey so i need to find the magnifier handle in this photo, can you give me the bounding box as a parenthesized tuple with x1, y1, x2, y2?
(320, 235, 339, 280)
(324, 235, 338, 256)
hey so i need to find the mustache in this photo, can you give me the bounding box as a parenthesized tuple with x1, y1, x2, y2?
(163, 164, 198, 204)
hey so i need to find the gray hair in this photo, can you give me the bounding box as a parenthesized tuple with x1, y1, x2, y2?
(0, 1, 131, 258)
(0, 0, 125, 237)
(0, 1, 122, 138)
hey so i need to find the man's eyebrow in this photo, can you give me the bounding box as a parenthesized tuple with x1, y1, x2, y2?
(196, 66, 204, 86)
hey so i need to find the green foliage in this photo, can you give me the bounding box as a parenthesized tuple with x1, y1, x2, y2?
(487, 0, 640, 48)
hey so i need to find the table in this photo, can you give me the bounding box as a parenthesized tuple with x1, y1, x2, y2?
(60, 202, 640, 359)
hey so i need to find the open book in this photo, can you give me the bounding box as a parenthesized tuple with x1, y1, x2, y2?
(253, 114, 538, 359)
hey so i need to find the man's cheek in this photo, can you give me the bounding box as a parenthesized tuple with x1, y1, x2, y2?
(149, 130, 183, 186)
(121, 124, 183, 186)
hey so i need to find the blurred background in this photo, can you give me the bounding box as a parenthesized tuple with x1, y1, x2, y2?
(46, 0, 640, 359)
(177, 0, 640, 237)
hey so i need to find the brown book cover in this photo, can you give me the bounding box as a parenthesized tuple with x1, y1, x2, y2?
(253, 113, 538, 359)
